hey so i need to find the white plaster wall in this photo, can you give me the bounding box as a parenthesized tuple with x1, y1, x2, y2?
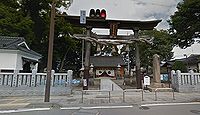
(0, 51, 17, 70)
(0, 49, 41, 71)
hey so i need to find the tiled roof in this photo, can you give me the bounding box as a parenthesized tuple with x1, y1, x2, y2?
(90, 56, 126, 67)
(0, 36, 42, 57)
(0, 36, 24, 49)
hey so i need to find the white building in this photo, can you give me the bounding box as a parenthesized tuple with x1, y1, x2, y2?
(0, 36, 42, 72)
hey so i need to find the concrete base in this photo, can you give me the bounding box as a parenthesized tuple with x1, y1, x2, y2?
(148, 83, 167, 92)
(151, 82, 164, 88)
(148, 87, 172, 92)
(0, 85, 72, 96)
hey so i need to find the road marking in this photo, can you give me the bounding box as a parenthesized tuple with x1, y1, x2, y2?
(61, 105, 133, 110)
(0, 105, 133, 113)
(141, 102, 200, 107)
(0, 108, 50, 113)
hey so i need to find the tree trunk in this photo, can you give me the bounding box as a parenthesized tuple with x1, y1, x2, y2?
(59, 47, 71, 72)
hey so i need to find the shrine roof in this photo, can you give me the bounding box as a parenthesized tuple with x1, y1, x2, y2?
(90, 56, 126, 67)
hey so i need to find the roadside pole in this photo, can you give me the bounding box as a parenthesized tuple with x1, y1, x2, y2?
(44, 0, 55, 102)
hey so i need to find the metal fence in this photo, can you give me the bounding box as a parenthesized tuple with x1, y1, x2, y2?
(80, 89, 175, 103)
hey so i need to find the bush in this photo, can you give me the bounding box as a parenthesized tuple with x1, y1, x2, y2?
(172, 61, 187, 72)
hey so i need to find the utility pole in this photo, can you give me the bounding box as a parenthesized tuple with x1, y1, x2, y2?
(44, 0, 55, 102)
(83, 28, 91, 90)
(134, 29, 142, 89)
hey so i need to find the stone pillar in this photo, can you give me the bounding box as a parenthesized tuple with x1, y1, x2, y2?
(67, 70, 73, 87)
(31, 69, 37, 87)
(133, 29, 142, 89)
(152, 54, 162, 87)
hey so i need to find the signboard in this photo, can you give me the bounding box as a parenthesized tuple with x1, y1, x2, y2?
(80, 10, 86, 24)
(144, 76, 150, 85)
(83, 79, 87, 86)
(160, 74, 169, 82)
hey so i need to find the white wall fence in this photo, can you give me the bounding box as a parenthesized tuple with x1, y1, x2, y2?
(0, 69, 73, 87)
(171, 70, 200, 92)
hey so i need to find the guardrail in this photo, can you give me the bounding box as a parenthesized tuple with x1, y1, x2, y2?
(81, 89, 144, 103)
(81, 90, 111, 103)
(123, 89, 144, 102)
(154, 88, 175, 101)
(80, 88, 175, 103)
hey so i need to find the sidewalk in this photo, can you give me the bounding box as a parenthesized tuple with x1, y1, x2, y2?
(0, 90, 200, 110)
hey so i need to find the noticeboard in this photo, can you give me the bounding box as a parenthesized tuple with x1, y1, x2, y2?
(143, 76, 150, 86)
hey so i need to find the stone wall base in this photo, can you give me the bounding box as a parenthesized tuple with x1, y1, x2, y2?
(0, 86, 71, 96)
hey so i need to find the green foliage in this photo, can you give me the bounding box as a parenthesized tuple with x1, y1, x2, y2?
(0, 1, 34, 41)
(0, 0, 83, 73)
(137, 30, 174, 68)
(169, 0, 200, 48)
(126, 29, 174, 73)
(172, 61, 187, 72)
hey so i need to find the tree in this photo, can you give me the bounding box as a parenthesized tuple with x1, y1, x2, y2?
(128, 30, 174, 73)
(0, 1, 34, 40)
(0, 0, 83, 74)
(172, 60, 187, 72)
(18, 0, 84, 73)
(169, 0, 200, 48)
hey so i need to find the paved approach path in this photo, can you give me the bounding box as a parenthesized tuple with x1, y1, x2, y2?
(100, 78, 123, 91)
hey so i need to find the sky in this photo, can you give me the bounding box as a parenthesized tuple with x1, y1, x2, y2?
(67, 0, 181, 30)
(66, 0, 200, 59)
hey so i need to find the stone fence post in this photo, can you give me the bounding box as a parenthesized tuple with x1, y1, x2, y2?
(12, 70, 19, 87)
(51, 70, 55, 86)
(67, 70, 73, 87)
(189, 70, 194, 85)
(31, 69, 37, 87)
(176, 70, 181, 91)
(171, 70, 176, 88)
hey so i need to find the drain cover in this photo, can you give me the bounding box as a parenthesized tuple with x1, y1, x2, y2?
(139, 106, 150, 110)
(190, 110, 200, 114)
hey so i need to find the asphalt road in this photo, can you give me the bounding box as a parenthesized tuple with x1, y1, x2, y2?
(0, 103, 200, 115)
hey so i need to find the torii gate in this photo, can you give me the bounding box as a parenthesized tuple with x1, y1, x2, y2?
(64, 15, 161, 89)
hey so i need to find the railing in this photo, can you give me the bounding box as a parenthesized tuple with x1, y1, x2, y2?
(123, 89, 144, 102)
(171, 70, 200, 92)
(80, 89, 175, 103)
(154, 88, 175, 101)
(81, 90, 111, 103)
(0, 70, 72, 87)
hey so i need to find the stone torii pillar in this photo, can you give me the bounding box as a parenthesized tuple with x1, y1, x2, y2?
(83, 28, 92, 90)
(133, 28, 142, 89)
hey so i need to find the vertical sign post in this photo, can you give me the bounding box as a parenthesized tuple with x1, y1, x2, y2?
(80, 10, 86, 24)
